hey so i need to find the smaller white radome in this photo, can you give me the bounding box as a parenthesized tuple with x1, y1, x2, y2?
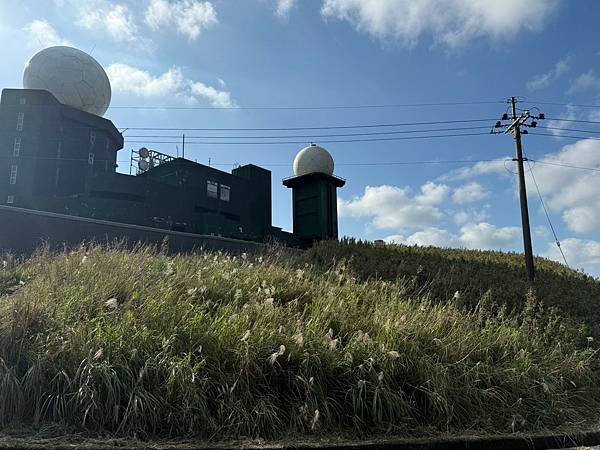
(293, 144, 335, 176)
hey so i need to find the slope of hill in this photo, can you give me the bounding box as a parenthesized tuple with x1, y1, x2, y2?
(0, 242, 599, 441)
(303, 239, 600, 337)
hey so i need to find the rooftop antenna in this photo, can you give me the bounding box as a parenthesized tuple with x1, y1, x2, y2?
(182, 134, 185, 159)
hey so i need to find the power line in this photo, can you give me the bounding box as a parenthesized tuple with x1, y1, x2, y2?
(123, 132, 491, 145)
(120, 118, 497, 132)
(106, 100, 505, 111)
(525, 156, 569, 268)
(532, 160, 600, 173)
(544, 117, 600, 125)
(538, 125, 600, 134)
(527, 100, 600, 109)
(123, 125, 491, 140)
(529, 132, 600, 141)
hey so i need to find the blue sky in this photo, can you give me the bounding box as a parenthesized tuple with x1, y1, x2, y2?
(2, 0, 600, 275)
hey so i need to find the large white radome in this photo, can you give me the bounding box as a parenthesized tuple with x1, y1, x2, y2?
(293, 144, 335, 176)
(23, 46, 111, 117)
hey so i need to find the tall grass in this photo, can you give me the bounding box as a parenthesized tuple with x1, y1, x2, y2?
(0, 243, 599, 440)
(303, 239, 600, 337)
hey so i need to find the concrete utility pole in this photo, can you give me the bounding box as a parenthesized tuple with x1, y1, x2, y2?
(493, 97, 545, 282)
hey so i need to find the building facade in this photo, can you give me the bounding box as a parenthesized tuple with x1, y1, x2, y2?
(1, 88, 344, 249)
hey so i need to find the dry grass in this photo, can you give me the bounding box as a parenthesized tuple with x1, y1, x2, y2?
(0, 243, 598, 440)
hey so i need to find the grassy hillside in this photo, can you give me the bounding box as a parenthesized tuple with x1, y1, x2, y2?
(303, 239, 600, 337)
(0, 243, 599, 441)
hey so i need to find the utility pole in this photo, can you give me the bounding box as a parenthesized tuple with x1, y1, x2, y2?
(182, 134, 185, 159)
(493, 97, 545, 282)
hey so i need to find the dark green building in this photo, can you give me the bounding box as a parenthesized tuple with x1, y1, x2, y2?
(0, 89, 345, 248)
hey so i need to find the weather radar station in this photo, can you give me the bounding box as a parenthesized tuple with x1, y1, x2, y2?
(0, 46, 345, 252)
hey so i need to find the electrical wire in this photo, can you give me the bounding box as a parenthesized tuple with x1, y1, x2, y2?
(525, 155, 569, 268)
(531, 160, 600, 173)
(2, 100, 505, 111)
(120, 118, 498, 132)
(543, 117, 600, 125)
(538, 125, 600, 134)
(526, 100, 600, 109)
(529, 132, 600, 141)
(123, 125, 492, 140)
(106, 100, 506, 111)
(122, 132, 491, 145)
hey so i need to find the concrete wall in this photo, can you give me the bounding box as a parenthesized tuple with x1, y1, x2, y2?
(0, 205, 264, 255)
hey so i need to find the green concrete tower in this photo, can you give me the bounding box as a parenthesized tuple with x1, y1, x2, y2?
(283, 144, 345, 247)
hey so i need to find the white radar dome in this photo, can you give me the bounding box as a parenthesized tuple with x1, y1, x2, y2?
(23, 46, 111, 117)
(293, 144, 334, 176)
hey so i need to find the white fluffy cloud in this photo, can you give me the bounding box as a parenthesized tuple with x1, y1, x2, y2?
(386, 222, 520, 250)
(458, 222, 520, 249)
(526, 55, 572, 91)
(23, 20, 70, 48)
(321, 0, 559, 48)
(75, 1, 141, 44)
(525, 139, 600, 234)
(542, 238, 600, 275)
(405, 228, 460, 248)
(275, 0, 296, 19)
(339, 184, 446, 230)
(452, 181, 489, 204)
(415, 181, 450, 206)
(568, 70, 600, 94)
(106, 63, 235, 107)
(441, 158, 508, 181)
(145, 0, 218, 40)
(453, 208, 489, 226)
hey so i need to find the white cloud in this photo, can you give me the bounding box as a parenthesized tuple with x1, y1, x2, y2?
(275, 0, 296, 19)
(458, 222, 520, 249)
(525, 139, 600, 234)
(568, 70, 600, 94)
(542, 238, 600, 275)
(452, 181, 489, 204)
(339, 184, 444, 230)
(106, 63, 236, 107)
(145, 0, 218, 40)
(415, 181, 450, 206)
(320, 0, 559, 49)
(385, 221, 519, 251)
(23, 20, 70, 48)
(190, 81, 235, 108)
(441, 158, 508, 181)
(453, 208, 489, 226)
(405, 227, 460, 248)
(546, 104, 578, 137)
(76, 1, 141, 44)
(526, 55, 572, 91)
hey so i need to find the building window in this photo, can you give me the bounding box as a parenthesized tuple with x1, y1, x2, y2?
(88, 153, 95, 165)
(220, 184, 230, 202)
(9, 165, 18, 185)
(16, 112, 24, 131)
(13, 137, 21, 157)
(6, 195, 14, 204)
(207, 180, 218, 199)
(90, 131, 96, 147)
(19, 97, 26, 105)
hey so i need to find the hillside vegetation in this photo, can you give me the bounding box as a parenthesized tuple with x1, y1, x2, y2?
(0, 242, 599, 441)
(304, 239, 600, 337)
